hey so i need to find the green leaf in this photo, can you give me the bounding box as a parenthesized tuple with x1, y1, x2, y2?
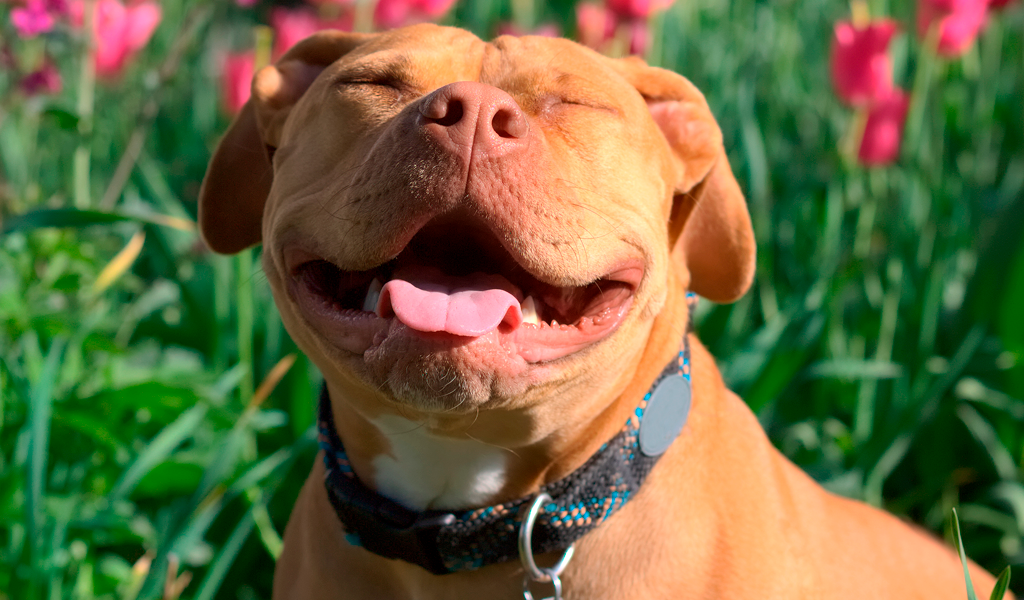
(190, 503, 257, 600)
(956, 404, 1018, 481)
(133, 461, 205, 498)
(989, 566, 1010, 600)
(25, 337, 66, 573)
(3, 209, 132, 233)
(2, 208, 194, 235)
(53, 411, 130, 454)
(42, 107, 80, 130)
(84, 382, 202, 423)
(109, 404, 208, 502)
(952, 508, 978, 600)
(807, 359, 904, 380)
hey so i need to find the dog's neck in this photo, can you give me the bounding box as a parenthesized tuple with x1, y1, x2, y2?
(325, 285, 692, 512)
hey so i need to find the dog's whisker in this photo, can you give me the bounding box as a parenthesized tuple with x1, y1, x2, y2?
(464, 431, 522, 460)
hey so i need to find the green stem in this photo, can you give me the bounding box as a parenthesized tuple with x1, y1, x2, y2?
(902, 25, 940, 163)
(254, 25, 273, 70)
(247, 488, 283, 559)
(236, 251, 255, 403)
(353, 0, 378, 33)
(854, 258, 903, 443)
(842, 108, 869, 166)
(853, 189, 877, 259)
(99, 6, 211, 210)
(73, 0, 96, 210)
(0, 366, 5, 432)
(973, 20, 1002, 187)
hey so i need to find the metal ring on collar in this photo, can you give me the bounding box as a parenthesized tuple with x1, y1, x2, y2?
(522, 572, 563, 600)
(517, 493, 575, 583)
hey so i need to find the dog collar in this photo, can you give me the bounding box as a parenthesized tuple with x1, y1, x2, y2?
(317, 293, 697, 575)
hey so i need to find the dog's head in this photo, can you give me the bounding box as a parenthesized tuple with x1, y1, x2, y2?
(199, 24, 754, 419)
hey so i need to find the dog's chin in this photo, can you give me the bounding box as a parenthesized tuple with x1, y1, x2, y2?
(362, 327, 523, 412)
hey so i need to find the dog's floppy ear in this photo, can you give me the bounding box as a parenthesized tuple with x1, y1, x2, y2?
(199, 31, 373, 254)
(613, 57, 756, 304)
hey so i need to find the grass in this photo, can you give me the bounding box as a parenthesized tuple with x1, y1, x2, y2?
(1, 0, 1022, 598)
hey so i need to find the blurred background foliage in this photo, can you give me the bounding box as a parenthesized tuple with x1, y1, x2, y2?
(1, 0, 1022, 597)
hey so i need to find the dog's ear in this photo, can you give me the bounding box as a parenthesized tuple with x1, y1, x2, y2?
(613, 57, 756, 304)
(199, 31, 373, 254)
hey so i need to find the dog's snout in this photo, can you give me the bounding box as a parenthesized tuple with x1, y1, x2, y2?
(418, 82, 529, 155)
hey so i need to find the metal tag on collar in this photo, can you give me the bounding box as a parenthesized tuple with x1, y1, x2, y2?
(638, 373, 692, 457)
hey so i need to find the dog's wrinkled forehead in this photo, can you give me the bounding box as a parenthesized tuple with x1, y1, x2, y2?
(295, 28, 652, 130)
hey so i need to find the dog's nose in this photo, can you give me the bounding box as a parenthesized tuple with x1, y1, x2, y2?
(418, 82, 529, 155)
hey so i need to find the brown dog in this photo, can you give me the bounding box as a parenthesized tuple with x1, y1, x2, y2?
(199, 24, 1005, 600)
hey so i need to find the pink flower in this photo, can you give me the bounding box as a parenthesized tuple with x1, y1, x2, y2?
(12, 0, 56, 37)
(306, 0, 354, 7)
(69, 0, 162, 77)
(221, 51, 254, 114)
(46, 0, 70, 14)
(830, 20, 898, 107)
(858, 89, 909, 166)
(917, 0, 988, 56)
(625, 18, 649, 55)
(20, 61, 62, 95)
(605, 0, 674, 20)
(575, 3, 615, 50)
(373, 0, 456, 29)
(271, 7, 321, 59)
(270, 7, 352, 59)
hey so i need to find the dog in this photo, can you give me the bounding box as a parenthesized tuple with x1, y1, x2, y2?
(198, 24, 1006, 600)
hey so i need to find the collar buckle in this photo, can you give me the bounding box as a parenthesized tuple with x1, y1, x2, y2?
(324, 482, 456, 575)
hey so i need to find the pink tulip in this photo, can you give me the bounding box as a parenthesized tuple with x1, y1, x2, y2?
(306, 0, 354, 7)
(917, 0, 988, 56)
(271, 8, 321, 59)
(373, 0, 456, 29)
(858, 89, 909, 166)
(605, 0, 674, 20)
(830, 20, 898, 107)
(575, 3, 615, 51)
(20, 61, 62, 95)
(11, 0, 57, 37)
(46, 0, 70, 13)
(221, 51, 254, 114)
(68, 0, 162, 77)
(270, 7, 353, 59)
(625, 19, 649, 55)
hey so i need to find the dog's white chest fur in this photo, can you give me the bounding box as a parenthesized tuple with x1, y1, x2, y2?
(370, 415, 507, 511)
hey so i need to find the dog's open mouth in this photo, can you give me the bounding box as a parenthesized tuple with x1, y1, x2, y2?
(284, 220, 642, 363)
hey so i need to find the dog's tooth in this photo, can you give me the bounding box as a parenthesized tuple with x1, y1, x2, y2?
(522, 296, 540, 325)
(363, 278, 383, 312)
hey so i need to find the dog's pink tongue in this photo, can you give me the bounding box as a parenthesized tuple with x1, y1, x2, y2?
(377, 273, 523, 337)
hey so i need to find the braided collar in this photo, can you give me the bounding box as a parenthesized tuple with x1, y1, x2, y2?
(317, 293, 697, 575)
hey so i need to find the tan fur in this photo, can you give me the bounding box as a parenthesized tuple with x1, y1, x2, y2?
(199, 24, 1006, 599)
